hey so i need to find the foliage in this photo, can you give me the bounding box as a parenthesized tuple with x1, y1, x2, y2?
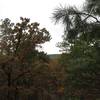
(52, 0, 100, 99)
(85, 0, 100, 15)
(0, 17, 56, 100)
(52, 4, 100, 51)
(64, 40, 100, 99)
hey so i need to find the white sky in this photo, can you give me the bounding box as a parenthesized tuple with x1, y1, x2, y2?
(0, 0, 85, 54)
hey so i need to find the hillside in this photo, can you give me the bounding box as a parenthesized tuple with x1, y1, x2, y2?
(48, 54, 60, 59)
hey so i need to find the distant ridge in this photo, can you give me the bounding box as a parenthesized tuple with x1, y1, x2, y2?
(48, 54, 60, 59)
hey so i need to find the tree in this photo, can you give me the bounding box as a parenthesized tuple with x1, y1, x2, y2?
(52, 4, 100, 46)
(85, 0, 100, 15)
(52, 1, 100, 99)
(0, 17, 54, 100)
(63, 40, 100, 99)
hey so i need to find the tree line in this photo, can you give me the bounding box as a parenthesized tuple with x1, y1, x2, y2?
(0, 0, 100, 100)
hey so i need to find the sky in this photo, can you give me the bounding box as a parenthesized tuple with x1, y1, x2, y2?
(0, 0, 85, 54)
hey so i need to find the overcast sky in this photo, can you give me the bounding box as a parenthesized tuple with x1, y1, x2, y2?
(0, 0, 85, 54)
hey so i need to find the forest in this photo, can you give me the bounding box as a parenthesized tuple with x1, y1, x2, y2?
(0, 0, 100, 100)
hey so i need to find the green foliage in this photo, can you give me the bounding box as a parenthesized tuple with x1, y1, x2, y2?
(58, 40, 100, 99)
(85, 0, 100, 15)
(53, 0, 100, 99)
(53, 4, 100, 52)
